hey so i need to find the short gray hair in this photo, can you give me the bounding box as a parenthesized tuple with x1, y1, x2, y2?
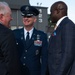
(0, 1, 10, 14)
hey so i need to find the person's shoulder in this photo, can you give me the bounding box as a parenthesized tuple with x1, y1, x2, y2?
(0, 24, 12, 35)
(13, 28, 23, 33)
(13, 28, 23, 37)
(13, 28, 23, 31)
(0, 25, 15, 41)
(36, 29, 46, 34)
(65, 17, 75, 26)
(36, 29, 47, 36)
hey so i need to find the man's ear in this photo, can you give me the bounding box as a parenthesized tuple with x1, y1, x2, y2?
(34, 17, 37, 22)
(0, 14, 3, 19)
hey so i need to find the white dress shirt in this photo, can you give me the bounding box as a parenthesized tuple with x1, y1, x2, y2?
(24, 28, 34, 40)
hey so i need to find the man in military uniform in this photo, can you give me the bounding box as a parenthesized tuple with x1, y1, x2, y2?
(13, 5, 48, 75)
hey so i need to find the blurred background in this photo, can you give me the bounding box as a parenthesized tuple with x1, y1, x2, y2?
(0, 0, 74, 39)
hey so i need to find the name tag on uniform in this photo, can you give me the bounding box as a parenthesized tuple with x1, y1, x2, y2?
(34, 40, 42, 46)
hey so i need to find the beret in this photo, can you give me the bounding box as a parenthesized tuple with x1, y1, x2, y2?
(20, 5, 39, 16)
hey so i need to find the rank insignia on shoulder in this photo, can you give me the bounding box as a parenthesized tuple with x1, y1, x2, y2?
(34, 40, 42, 46)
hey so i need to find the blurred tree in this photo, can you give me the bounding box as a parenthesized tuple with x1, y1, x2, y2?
(47, 14, 56, 33)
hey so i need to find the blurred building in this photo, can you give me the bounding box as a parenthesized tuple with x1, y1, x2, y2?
(0, 0, 48, 33)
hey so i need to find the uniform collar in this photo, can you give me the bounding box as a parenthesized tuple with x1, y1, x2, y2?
(24, 27, 34, 39)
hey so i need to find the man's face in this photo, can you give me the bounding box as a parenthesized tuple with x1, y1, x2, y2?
(23, 16, 36, 27)
(50, 6, 58, 23)
(3, 12, 12, 28)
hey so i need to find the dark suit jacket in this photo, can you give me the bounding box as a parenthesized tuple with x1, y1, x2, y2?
(13, 28, 48, 75)
(0, 23, 20, 75)
(48, 17, 75, 75)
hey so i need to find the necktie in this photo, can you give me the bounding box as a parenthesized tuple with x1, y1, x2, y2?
(26, 32, 29, 45)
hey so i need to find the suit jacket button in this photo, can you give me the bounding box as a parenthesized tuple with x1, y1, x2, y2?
(16, 43, 18, 45)
(25, 50, 27, 52)
(24, 57, 26, 59)
(23, 63, 25, 66)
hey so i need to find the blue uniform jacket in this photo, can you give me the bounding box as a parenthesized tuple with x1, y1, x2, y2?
(13, 28, 48, 75)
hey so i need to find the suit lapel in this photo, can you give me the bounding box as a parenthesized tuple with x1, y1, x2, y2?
(20, 28, 26, 48)
(22, 28, 37, 49)
(56, 17, 68, 30)
(20, 28, 39, 49)
(50, 17, 69, 44)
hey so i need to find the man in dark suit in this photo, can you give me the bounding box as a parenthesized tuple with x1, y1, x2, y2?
(48, 1, 75, 75)
(0, 2, 20, 75)
(13, 5, 48, 75)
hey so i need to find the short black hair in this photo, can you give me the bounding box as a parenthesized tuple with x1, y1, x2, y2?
(51, 1, 68, 15)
